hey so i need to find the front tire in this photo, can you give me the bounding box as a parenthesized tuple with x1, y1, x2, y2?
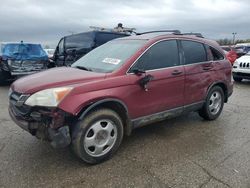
(71, 109, 124, 164)
(199, 86, 224, 120)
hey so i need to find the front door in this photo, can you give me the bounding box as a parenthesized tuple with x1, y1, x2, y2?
(54, 38, 65, 66)
(126, 40, 185, 119)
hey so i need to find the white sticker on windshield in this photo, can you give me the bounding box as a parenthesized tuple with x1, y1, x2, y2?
(102, 58, 121, 65)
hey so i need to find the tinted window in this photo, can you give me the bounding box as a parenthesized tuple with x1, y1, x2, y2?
(95, 33, 126, 46)
(65, 33, 94, 50)
(210, 47, 224, 60)
(181, 40, 207, 64)
(132, 40, 179, 71)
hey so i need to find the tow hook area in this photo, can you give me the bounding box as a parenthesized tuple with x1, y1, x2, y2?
(48, 126, 71, 148)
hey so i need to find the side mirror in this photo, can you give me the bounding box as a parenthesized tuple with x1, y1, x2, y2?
(132, 68, 146, 75)
(139, 74, 154, 91)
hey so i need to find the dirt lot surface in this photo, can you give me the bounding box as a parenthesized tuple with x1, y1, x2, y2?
(0, 81, 250, 188)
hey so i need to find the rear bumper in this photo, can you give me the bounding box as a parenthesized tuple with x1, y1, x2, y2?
(0, 61, 47, 76)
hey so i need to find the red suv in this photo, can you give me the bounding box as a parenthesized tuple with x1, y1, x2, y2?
(9, 31, 233, 164)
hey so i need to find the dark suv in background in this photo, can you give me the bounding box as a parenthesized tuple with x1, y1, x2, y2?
(53, 30, 130, 66)
(9, 31, 233, 164)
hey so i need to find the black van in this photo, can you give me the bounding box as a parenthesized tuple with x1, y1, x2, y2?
(53, 31, 130, 66)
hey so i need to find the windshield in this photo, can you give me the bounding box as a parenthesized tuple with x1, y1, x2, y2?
(72, 40, 147, 73)
(2, 43, 47, 57)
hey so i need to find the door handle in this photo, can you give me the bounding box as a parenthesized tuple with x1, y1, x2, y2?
(202, 66, 213, 70)
(202, 64, 213, 71)
(172, 70, 183, 75)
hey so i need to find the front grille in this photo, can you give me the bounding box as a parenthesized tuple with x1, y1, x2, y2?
(22, 61, 45, 68)
(239, 62, 250, 69)
(9, 91, 31, 117)
(10, 91, 21, 101)
(10, 60, 46, 71)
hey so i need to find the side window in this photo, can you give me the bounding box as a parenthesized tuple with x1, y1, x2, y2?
(132, 40, 179, 71)
(65, 33, 93, 49)
(181, 40, 207, 65)
(209, 47, 224, 61)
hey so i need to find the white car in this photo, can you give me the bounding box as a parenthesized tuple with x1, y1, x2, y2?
(232, 52, 250, 82)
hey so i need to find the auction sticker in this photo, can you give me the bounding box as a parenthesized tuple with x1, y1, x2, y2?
(102, 58, 121, 65)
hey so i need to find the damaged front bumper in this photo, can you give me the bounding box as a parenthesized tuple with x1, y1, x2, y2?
(9, 99, 73, 148)
(1, 59, 48, 76)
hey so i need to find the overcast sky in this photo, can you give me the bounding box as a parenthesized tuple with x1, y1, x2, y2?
(0, 0, 249, 47)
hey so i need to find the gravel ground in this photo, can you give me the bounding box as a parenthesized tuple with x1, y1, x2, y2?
(0, 81, 250, 188)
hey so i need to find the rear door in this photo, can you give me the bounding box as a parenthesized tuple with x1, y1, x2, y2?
(180, 40, 215, 105)
(127, 39, 185, 119)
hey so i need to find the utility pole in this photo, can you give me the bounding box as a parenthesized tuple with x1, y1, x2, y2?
(232, 32, 237, 46)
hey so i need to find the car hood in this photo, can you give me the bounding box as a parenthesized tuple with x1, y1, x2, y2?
(237, 54, 250, 62)
(12, 67, 106, 94)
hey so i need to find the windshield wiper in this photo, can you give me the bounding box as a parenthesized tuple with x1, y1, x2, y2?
(75, 65, 92, 71)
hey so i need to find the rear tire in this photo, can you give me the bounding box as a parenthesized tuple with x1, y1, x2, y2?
(71, 109, 124, 164)
(199, 86, 224, 120)
(233, 76, 242, 82)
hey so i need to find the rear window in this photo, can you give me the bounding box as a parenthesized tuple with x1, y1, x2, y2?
(209, 47, 224, 61)
(2, 43, 47, 57)
(181, 40, 207, 64)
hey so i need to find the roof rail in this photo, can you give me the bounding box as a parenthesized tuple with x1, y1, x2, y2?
(182, 32, 204, 38)
(136, 30, 181, 35)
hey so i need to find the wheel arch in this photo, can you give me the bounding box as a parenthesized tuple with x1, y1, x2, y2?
(207, 81, 228, 102)
(75, 98, 132, 136)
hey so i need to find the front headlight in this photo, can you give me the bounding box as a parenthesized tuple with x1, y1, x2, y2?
(25, 87, 73, 107)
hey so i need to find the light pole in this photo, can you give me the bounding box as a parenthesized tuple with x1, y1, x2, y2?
(232, 32, 237, 46)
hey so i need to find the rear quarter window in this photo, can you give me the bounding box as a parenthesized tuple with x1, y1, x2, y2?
(208, 46, 224, 61)
(181, 40, 207, 65)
